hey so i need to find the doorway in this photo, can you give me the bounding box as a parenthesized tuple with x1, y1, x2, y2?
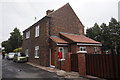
(50, 49, 55, 67)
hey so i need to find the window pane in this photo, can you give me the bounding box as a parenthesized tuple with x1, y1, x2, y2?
(35, 46, 39, 58)
(80, 47, 86, 51)
(35, 26, 39, 37)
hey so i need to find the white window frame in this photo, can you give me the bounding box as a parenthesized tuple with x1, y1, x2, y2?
(26, 31, 30, 39)
(25, 49, 29, 57)
(34, 46, 39, 58)
(35, 25, 39, 37)
(59, 47, 65, 60)
(77, 47, 87, 53)
(94, 47, 98, 54)
(80, 47, 86, 51)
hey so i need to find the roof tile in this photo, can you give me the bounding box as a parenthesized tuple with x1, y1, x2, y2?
(50, 36, 68, 44)
(60, 32, 101, 44)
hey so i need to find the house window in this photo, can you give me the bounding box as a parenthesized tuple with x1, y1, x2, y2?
(25, 49, 29, 57)
(26, 31, 30, 39)
(80, 47, 86, 51)
(35, 46, 39, 58)
(94, 47, 98, 54)
(59, 47, 68, 60)
(35, 25, 39, 37)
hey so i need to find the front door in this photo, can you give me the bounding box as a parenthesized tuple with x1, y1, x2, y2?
(50, 49, 55, 67)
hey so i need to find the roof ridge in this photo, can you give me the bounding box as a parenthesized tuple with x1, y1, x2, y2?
(60, 32, 84, 36)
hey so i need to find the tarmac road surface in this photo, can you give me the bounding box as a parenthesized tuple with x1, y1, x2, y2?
(2, 59, 64, 80)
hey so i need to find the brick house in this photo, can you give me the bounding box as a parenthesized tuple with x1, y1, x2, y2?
(22, 3, 102, 70)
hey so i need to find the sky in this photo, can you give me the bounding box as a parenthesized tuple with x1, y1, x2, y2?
(0, 0, 120, 46)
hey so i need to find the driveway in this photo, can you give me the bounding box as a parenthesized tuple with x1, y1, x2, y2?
(2, 59, 64, 80)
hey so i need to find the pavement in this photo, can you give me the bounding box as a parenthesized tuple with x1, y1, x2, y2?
(27, 62, 90, 79)
(27, 62, 105, 80)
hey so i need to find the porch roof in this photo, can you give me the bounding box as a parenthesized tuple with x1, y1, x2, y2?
(60, 32, 101, 44)
(50, 36, 68, 44)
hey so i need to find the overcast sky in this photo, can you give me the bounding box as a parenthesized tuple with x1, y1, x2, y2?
(0, 0, 120, 45)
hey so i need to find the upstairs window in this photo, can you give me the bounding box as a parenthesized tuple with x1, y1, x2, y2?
(35, 25, 39, 37)
(26, 31, 30, 39)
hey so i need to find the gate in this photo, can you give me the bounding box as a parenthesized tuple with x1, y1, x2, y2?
(71, 54, 78, 72)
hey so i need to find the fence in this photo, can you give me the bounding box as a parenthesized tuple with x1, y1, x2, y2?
(86, 54, 120, 79)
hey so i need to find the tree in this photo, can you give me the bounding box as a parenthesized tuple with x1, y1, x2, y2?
(86, 23, 101, 42)
(2, 40, 12, 53)
(2, 28, 23, 53)
(108, 18, 120, 54)
(9, 28, 22, 50)
(86, 18, 120, 54)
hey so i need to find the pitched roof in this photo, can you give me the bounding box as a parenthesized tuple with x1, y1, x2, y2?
(46, 3, 84, 28)
(60, 32, 101, 44)
(50, 36, 68, 44)
(23, 3, 84, 32)
(47, 3, 70, 17)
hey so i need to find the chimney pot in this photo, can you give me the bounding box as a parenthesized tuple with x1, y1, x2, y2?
(46, 9, 54, 15)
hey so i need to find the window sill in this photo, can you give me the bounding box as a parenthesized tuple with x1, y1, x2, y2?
(34, 56, 39, 59)
(77, 51, 87, 53)
(35, 36, 39, 38)
(26, 38, 30, 39)
(59, 59, 65, 61)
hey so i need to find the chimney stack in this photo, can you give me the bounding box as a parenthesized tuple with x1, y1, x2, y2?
(46, 10, 54, 15)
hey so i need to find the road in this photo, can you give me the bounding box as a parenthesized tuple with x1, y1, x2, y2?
(2, 59, 65, 80)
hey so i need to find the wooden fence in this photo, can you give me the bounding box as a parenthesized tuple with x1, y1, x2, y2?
(86, 54, 120, 79)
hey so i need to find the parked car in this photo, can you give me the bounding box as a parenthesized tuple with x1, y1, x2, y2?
(13, 52, 28, 62)
(7, 52, 15, 60)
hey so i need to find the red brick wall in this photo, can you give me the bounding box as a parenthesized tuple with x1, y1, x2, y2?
(57, 58, 71, 71)
(76, 45, 101, 54)
(78, 53, 86, 76)
(22, 17, 50, 66)
(70, 44, 77, 53)
(48, 3, 84, 36)
(65, 52, 71, 72)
